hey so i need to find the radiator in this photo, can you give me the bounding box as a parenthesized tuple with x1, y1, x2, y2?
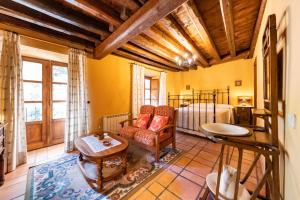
(102, 113, 130, 134)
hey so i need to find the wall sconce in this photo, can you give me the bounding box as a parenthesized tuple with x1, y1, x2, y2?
(237, 96, 252, 106)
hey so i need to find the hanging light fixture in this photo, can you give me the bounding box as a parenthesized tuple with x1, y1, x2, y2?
(175, 53, 196, 67)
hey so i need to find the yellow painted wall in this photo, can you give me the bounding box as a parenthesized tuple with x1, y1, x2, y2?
(169, 59, 254, 106)
(253, 0, 300, 199)
(86, 54, 177, 131)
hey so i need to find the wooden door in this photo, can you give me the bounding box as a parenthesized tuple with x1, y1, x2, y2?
(23, 57, 68, 150)
(50, 61, 68, 145)
(23, 57, 48, 150)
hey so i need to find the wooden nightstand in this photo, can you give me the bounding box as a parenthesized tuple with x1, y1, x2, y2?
(235, 106, 253, 125)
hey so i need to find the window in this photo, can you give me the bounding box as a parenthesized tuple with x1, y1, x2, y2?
(23, 61, 43, 122)
(52, 65, 68, 119)
(144, 77, 159, 106)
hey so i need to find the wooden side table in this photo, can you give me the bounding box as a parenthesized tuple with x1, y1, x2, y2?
(75, 132, 128, 192)
(235, 106, 253, 125)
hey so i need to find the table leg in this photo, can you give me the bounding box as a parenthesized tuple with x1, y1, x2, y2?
(97, 159, 103, 192)
(215, 144, 225, 199)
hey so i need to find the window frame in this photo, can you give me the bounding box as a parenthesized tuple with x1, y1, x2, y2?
(144, 76, 159, 106)
(51, 61, 68, 120)
(22, 56, 47, 124)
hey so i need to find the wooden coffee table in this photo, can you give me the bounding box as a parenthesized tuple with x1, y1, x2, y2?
(75, 132, 128, 192)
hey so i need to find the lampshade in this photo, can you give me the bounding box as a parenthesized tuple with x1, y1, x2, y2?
(237, 96, 252, 106)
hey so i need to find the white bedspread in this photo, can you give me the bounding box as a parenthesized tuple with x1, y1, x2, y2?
(176, 103, 234, 135)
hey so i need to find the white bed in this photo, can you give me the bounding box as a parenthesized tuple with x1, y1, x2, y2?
(176, 103, 234, 137)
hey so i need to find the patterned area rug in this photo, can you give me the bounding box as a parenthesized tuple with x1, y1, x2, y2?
(25, 145, 181, 200)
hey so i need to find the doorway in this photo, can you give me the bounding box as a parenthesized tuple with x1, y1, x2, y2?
(22, 57, 68, 151)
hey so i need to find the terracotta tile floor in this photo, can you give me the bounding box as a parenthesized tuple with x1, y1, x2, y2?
(0, 132, 262, 200)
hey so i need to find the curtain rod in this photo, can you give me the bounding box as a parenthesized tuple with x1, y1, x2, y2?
(130, 62, 166, 73)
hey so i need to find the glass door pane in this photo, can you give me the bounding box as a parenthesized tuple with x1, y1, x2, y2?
(51, 63, 68, 146)
(23, 60, 43, 123)
(23, 61, 42, 81)
(52, 84, 67, 101)
(52, 66, 68, 83)
(23, 82, 42, 101)
(53, 102, 67, 119)
(24, 103, 42, 122)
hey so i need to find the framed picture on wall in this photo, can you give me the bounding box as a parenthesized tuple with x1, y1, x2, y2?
(235, 80, 242, 86)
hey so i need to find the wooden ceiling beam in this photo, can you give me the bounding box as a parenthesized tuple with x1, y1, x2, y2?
(95, 0, 188, 59)
(0, 6, 100, 44)
(248, 0, 267, 58)
(0, 21, 94, 54)
(219, 0, 236, 57)
(113, 49, 180, 72)
(182, 1, 221, 61)
(8, 0, 109, 38)
(131, 35, 179, 64)
(163, 16, 209, 67)
(54, 0, 122, 27)
(209, 50, 249, 66)
(144, 26, 191, 57)
(122, 43, 180, 69)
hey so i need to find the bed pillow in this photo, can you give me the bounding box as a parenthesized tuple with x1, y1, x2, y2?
(148, 115, 169, 132)
(134, 114, 151, 129)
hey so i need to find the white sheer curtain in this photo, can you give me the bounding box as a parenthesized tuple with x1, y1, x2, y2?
(159, 72, 167, 105)
(65, 48, 88, 152)
(132, 63, 144, 118)
(0, 31, 27, 172)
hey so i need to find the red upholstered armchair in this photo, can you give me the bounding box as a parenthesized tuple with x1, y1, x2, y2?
(133, 106, 177, 162)
(119, 105, 155, 139)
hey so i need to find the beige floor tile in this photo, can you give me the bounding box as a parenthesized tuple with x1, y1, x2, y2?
(198, 150, 219, 161)
(127, 187, 147, 200)
(180, 170, 205, 186)
(193, 156, 216, 167)
(157, 170, 177, 187)
(168, 176, 201, 200)
(159, 190, 180, 200)
(1, 174, 27, 189)
(185, 161, 212, 178)
(0, 180, 27, 200)
(174, 156, 191, 168)
(136, 189, 156, 200)
(183, 152, 195, 159)
(148, 182, 165, 196)
(168, 164, 183, 174)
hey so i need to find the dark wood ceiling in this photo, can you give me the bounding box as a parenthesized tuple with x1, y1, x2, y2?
(0, 0, 266, 71)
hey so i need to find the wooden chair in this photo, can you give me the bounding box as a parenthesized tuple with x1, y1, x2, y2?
(119, 105, 155, 139)
(132, 106, 177, 162)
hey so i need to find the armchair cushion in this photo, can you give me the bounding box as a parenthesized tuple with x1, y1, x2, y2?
(120, 126, 143, 139)
(134, 113, 151, 129)
(134, 129, 171, 146)
(148, 115, 169, 132)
